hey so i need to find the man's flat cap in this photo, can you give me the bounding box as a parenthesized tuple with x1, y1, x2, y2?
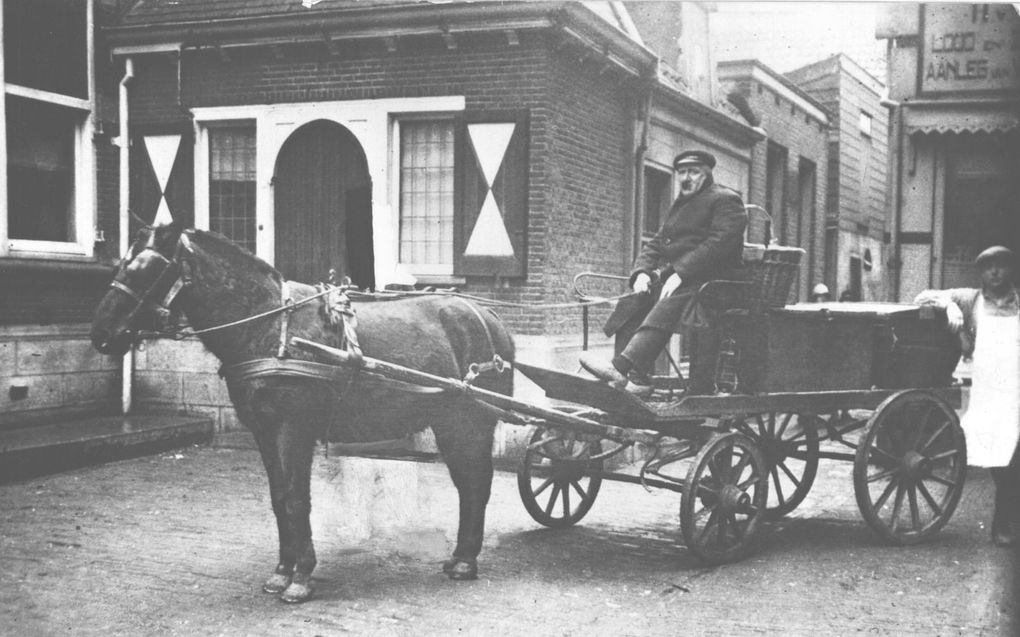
(975, 245, 1014, 267)
(673, 150, 716, 170)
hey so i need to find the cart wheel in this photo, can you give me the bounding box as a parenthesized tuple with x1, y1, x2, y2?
(680, 432, 768, 563)
(853, 389, 967, 544)
(735, 412, 819, 519)
(517, 427, 603, 528)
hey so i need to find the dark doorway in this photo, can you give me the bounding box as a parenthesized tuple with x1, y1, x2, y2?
(274, 120, 374, 289)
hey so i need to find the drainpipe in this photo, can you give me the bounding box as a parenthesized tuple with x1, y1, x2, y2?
(881, 96, 902, 301)
(118, 58, 135, 414)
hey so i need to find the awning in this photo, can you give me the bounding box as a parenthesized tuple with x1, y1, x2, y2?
(906, 103, 1020, 135)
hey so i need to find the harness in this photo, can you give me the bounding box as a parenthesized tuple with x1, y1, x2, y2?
(111, 230, 502, 394)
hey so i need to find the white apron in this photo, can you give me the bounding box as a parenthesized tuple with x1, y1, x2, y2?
(961, 295, 1020, 467)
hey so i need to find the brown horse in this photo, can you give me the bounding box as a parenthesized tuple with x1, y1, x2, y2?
(90, 222, 515, 603)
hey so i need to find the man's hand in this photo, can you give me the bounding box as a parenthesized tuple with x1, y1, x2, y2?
(659, 273, 682, 300)
(946, 302, 964, 332)
(632, 272, 652, 294)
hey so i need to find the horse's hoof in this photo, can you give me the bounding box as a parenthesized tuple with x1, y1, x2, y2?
(262, 573, 291, 594)
(442, 559, 478, 581)
(280, 581, 314, 604)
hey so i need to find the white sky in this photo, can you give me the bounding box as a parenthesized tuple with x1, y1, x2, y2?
(710, 1, 888, 82)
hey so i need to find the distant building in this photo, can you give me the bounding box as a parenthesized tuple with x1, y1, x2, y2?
(786, 54, 890, 302)
(718, 59, 831, 301)
(877, 3, 1020, 299)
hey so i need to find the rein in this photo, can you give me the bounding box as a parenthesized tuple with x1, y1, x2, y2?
(115, 230, 638, 344)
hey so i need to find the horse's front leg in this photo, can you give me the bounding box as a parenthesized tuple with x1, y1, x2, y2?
(435, 416, 495, 581)
(252, 420, 318, 603)
(251, 426, 297, 595)
(274, 420, 319, 603)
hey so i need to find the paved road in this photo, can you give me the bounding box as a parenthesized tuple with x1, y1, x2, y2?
(1, 439, 1016, 636)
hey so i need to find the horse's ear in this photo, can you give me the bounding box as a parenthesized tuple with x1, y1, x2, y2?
(152, 220, 184, 252)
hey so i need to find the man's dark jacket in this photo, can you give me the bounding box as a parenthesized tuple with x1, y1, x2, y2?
(603, 176, 747, 336)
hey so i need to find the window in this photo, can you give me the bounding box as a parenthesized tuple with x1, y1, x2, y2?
(6, 96, 78, 243)
(643, 166, 671, 238)
(398, 120, 455, 269)
(859, 111, 873, 137)
(2, 0, 92, 257)
(209, 127, 257, 254)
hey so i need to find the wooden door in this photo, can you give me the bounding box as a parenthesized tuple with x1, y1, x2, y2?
(274, 120, 373, 287)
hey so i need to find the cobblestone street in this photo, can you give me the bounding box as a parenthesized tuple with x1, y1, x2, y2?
(1, 435, 1016, 636)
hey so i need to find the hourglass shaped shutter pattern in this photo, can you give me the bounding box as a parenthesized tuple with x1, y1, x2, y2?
(457, 115, 528, 277)
(144, 135, 182, 225)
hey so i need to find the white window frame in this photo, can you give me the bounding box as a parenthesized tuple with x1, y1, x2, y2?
(859, 110, 873, 138)
(0, 0, 95, 259)
(392, 115, 459, 277)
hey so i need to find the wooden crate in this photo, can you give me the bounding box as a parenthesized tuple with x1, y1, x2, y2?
(726, 303, 961, 394)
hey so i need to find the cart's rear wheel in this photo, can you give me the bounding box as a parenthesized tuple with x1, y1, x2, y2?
(853, 390, 967, 544)
(734, 412, 819, 519)
(680, 432, 768, 563)
(517, 427, 603, 528)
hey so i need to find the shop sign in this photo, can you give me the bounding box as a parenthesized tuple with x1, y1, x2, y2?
(920, 4, 1020, 94)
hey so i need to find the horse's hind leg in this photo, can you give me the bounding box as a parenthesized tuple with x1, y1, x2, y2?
(434, 414, 495, 580)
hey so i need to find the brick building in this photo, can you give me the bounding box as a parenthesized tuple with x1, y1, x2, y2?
(786, 54, 890, 302)
(1, 1, 760, 432)
(718, 59, 830, 302)
(876, 3, 1020, 300)
(0, 0, 127, 429)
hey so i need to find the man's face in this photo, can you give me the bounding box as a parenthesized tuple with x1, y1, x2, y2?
(677, 165, 708, 196)
(980, 260, 1013, 291)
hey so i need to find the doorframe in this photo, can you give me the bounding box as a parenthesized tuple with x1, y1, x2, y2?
(191, 96, 465, 287)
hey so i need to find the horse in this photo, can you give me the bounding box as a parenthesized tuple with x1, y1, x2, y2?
(90, 221, 515, 603)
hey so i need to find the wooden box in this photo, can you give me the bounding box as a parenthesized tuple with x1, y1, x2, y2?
(728, 303, 961, 394)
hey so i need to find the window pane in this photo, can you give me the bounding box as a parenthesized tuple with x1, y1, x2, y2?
(209, 126, 257, 254)
(399, 121, 455, 266)
(6, 95, 77, 242)
(4, 0, 87, 98)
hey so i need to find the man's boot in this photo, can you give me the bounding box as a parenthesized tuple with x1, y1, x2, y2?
(991, 467, 1017, 547)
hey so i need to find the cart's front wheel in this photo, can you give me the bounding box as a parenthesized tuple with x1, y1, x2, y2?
(734, 412, 819, 519)
(517, 427, 603, 528)
(853, 389, 967, 544)
(680, 432, 768, 563)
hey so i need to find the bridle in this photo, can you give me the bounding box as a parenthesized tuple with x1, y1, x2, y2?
(109, 231, 193, 340)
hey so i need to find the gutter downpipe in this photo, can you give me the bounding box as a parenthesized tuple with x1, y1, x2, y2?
(119, 58, 135, 414)
(881, 96, 903, 301)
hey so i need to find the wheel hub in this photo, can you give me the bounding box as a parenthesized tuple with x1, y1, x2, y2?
(718, 484, 751, 514)
(899, 450, 928, 485)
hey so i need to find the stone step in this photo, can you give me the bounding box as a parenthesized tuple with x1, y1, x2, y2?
(0, 414, 214, 483)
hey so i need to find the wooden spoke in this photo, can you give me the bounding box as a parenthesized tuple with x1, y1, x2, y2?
(518, 427, 604, 529)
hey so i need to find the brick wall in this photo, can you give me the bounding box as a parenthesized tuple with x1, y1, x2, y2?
(729, 78, 830, 299)
(127, 32, 638, 340)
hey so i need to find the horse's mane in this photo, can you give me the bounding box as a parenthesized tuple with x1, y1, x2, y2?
(187, 229, 282, 284)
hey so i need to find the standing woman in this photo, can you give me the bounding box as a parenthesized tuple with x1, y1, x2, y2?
(915, 246, 1020, 546)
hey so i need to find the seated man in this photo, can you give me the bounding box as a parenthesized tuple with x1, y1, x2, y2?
(579, 150, 748, 395)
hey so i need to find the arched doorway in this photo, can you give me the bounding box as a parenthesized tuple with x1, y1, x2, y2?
(274, 120, 374, 288)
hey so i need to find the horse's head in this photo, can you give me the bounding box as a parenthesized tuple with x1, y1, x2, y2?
(91, 221, 190, 356)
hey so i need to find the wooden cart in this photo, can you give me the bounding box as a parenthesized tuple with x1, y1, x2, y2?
(513, 301, 966, 564)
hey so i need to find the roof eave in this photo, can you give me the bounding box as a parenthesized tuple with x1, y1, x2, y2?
(106, 2, 658, 78)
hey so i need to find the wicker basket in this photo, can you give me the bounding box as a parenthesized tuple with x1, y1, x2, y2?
(740, 244, 805, 312)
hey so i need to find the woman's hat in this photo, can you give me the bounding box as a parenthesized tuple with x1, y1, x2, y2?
(975, 245, 1014, 267)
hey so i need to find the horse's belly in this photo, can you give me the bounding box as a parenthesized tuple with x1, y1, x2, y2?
(326, 378, 457, 444)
